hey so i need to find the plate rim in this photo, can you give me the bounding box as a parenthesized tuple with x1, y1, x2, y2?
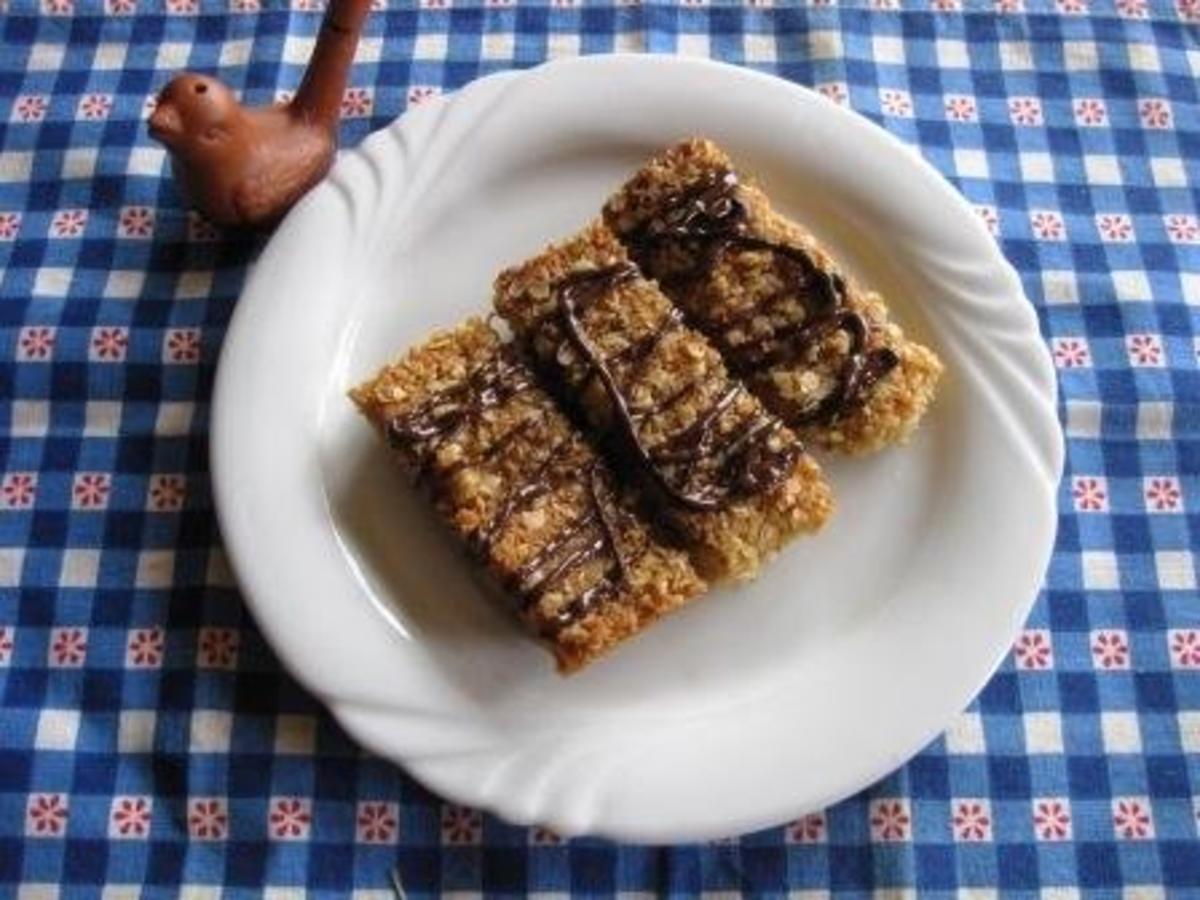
(212, 53, 1064, 841)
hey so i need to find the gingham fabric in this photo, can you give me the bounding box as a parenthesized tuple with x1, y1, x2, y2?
(1, 0, 1198, 896)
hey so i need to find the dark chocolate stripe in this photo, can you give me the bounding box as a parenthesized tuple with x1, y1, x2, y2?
(386, 347, 633, 633)
(548, 264, 798, 512)
(623, 168, 899, 425)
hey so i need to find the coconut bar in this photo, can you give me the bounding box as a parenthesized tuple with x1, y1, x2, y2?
(493, 224, 833, 582)
(603, 138, 943, 455)
(349, 318, 705, 673)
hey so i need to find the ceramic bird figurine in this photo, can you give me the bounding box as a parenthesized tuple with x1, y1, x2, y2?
(148, 0, 373, 230)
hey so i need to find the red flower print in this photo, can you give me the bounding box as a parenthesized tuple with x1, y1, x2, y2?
(1008, 97, 1043, 126)
(944, 95, 977, 122)
(1144, 477, 1182, 512)
(106, 0, 137, 12)
(198, 628, 239, 670)
(441, 804, 483, 844)
(1116, 0, 1149, 15)
(188, 798, 228, 840)
(26, 794, 68, 837)
(110, 796, 152, 838)
(126, 628, 165, 667)
(1139, 99, 1172, 129)
(0, 626, 13, 665)
(1072, 477, 1107, 511)
(232, 0, 261, 9)
(1091, 630, 1130, 670)
(73, 473, 111, 509)
(1126, 333, 1164, 367)
(420, 0, 450, 6)
(932, 0, 962, 9)
(51, 209, 88, 237)
(1113, 798, 1153, 839)
(406, 86, 439, 107)
(78, 94, 113, 120)
(1033, 798, 1071, 840)
(1014, 629, 1053, 670)
(50, 627, 87, 667)
(269, 797, 312, 840)
(292, 0, 324, 8)
(356, 801, 399, 844)
(871, 0, 900, 9)
(42, 0, 73, 11)
(91, 327, 128, 361)
(2, 473, 37, 508)
(1170, 630, 1200, 669)
(1164, 215, 1200, 244)
(13, 95, 49, 122)
(994, 0, 1022, 12)
(0, 212, 21, 240)
(869, 798, 911, 842)
(118, 206, 155, 238)
(187, 211, 220, 242)
(341, 88, 373, 119)
(880, 89, 912, 118)
(953, 799, 992, 841)
(164, 329, 201, 363)
(1073, 98, 1107, 126)
(1179, 0, 1200, 22)
(1096, 214, 1133, 242)
(1030, 210, 1065, 240)
(1052, 338, 1090, 369)
(531, 825, 563, 845)
(18, 326, 55, 361)
(786, 812, 827, 843)
(974, 205, 1000, 236)
(816, 82, 849, 107)
(484, 0, 516, 6)
(149, 474, 187, 511)
(1056, 0, 1087, 12)
(167, 0, 198, 12)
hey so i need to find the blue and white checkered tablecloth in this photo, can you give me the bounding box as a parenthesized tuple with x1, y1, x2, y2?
(2, 0, 1198, 895)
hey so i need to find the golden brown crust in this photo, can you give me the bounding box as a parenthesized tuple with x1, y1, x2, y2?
(603, 137, 943, 455)
(494, 226, 834, 582)
(350, 317, 705, 673)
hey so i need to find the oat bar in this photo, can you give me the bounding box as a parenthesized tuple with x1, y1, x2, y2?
(493, 224, 833, 582)
(603, 138, 943, 455)
(350, 318, 705, 672)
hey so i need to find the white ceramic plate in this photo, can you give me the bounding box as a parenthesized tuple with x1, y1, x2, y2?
(212, 55, 1062, 842)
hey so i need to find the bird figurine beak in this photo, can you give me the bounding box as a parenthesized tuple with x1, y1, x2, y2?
(148, 105, 182, 144)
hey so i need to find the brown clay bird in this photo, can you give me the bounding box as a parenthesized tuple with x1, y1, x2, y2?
(148, 0, 373, 230)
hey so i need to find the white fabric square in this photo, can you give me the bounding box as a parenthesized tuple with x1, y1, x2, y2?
(744, 34, 776, 64)
(85, 401, 122, 436)
(1082, 551, 1120, 589)
(156, 402, 195, 436)
(1024, 712, 1064, 754)
(12, 402, 50, 438)
(1000, 40, 1034, 70)
(62, 148, 99, 180)
(218, 38, 253, 67)
(127, 146, 167, 177)
(136, 551, 175, 589)
(275, 715, 317, 755)
(954, 149, 989, 178)
(547, 33, 582, 59)
(481, 33, 515, 60)
(60, 549, 100, 588)
(93, 43, 128, 70)
(1043, 271, 1078, 305)
(1084, 154, 1122, 185)
(27, 43, 66, 72)
(117, 711, 156, 753)
(872, 36, 905, 64)
(1063, 41, 1098, 71)
(1151, 157, 1187, 188)
(1136, 402, 1173, 440)
(1020, 152, 1054, 183)
(936, 39, 969, 69)
(106, 270, 146, 299)
(190, 711, 233, 753)
(414, 32, 448, 59)
(809, 30, 842, 61)
(676, 33, 710, 58)
(155, 41, 192, 70)
(0, 549, 24, 587)
(1113, 270, 1152, 302)
(1128, 43, 1161, 72)
(33, 268, 72, 297)
(1156, 551, 1196, 590)
(1101, 712, 1142, 753)
(944, 711, 986, 754)
(35, 709, 80, 750)
(1179, 712, 1200, 753)
(0, 152, 34, 182)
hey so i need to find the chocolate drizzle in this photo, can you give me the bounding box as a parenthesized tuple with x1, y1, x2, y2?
(386, 350, 636, 633)
(544, 264, 799, 512)
(623, 168, 899, 425)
